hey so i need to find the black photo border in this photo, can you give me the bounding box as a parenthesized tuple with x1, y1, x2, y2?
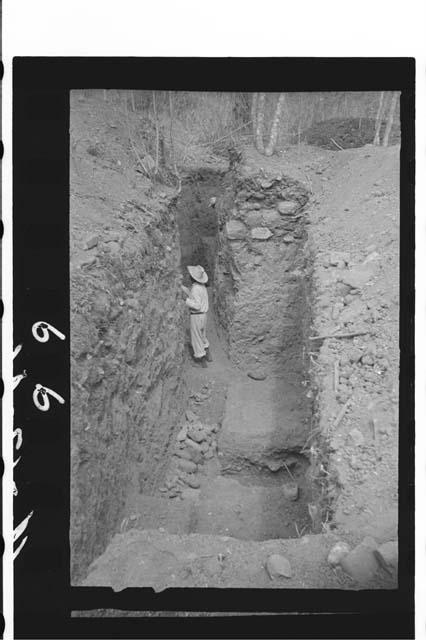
(12, 58, 415, 639)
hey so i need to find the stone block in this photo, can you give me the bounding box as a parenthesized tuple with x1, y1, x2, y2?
(277, 201, 299, 215)
(251, 227, 273, 240)
(261, 210, 281, 226)
(225, 220, 247, 240)
(245, 212, 264, 227)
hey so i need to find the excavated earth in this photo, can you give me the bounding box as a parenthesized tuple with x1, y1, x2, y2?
(70, 95, 399, 599)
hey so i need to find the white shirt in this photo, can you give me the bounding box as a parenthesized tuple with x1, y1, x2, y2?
(185, 283, 209, 313)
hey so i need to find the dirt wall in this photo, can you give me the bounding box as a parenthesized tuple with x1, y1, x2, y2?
(174, 170, 223, 282)
(70, 98, 187, 584)
(214, 166, 310, 378)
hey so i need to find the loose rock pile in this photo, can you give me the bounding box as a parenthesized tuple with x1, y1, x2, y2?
(315, 249, 392, 405)
(159, 409, 220, 499)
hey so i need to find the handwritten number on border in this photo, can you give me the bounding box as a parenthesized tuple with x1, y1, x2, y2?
(32, 321, 66, 343)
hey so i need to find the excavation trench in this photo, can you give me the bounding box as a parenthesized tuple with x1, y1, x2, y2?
(72, 162, 321, 587)
(124, 167, 317, 544)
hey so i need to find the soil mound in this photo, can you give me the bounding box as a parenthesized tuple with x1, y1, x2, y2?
(297, 118, 400, 150)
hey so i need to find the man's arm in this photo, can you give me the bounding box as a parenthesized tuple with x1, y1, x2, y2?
(185, 286, 202, 311)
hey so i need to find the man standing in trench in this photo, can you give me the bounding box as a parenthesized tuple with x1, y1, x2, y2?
(181, 265, 212, 367)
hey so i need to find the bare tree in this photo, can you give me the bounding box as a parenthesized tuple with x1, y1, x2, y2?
(168, 91, 181, 192)
(382, 91, 398, 147)
(373, 92, 386, 145)
(265, 93, 286, 156)
(152, 91, 160, 174)
(251, 93, 258, 141)
(255, 93, 266, 154)
(297, 93, 303, 146)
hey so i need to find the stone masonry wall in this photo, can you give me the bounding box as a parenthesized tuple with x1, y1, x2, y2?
(214, 165, 310, 379)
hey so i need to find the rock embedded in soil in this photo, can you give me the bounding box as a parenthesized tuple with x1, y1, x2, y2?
(348, 428, 365, 447)
(186, 438, 203, 453)
(185, 410, 198, 423)
(189, 449, 203, 465)
(178, 459, 197, 474)
(247, 369, 267, 381)
(84, 233, 100, 250)
(348, 347, 363, 364)
(184, 474, 201, 489)
(187, 426, 206, 443)
(266, 554, 292, 580)
(340, 264, 377, 289)
(200, 442, 210, 454)
(374, 540, 398, 573)
(265, 458, 283, 472)
(181, 487, 201, 501)
(262, 210, 281, 226)
(176, 448, 193, 461)
(277, 201, 299, 215)
(282, 482, 299, 501)
(339, 537, 379, 584)
(327, 541, 351, 566)
(339, 300, 366, 324)
(79, 255, 97, 269)
(336, 282, 352, 297)
(177, 427, 187, 442)
(329, 251, 350, 266)
(226, 220, 247, 241)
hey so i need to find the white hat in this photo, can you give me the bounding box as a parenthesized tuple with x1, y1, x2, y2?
(187, 265, 208, 284)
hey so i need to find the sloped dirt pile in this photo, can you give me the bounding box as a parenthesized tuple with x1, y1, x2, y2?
(297, 117, 400, 150)
(303, 145, 399, 581)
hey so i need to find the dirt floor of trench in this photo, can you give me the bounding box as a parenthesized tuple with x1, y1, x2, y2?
(122, 306, 313, 545)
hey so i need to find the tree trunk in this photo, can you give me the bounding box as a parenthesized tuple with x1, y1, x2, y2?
(251, 93, 258, 141)
(255, 93, 266, 154)
(168, 91, 178, 178)
(382, 91, 398, 147)
(373, 91, 385, 145)
(265, 93, 286, 156)
(152, 90, 160, 174)
(297, 93, 303, 146)
(130, 91, 136, 112)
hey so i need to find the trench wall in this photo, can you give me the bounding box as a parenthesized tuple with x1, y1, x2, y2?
(173, 170, 224, 281)
(214, 166, 310, 378)
(70, 196, 186, 584)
